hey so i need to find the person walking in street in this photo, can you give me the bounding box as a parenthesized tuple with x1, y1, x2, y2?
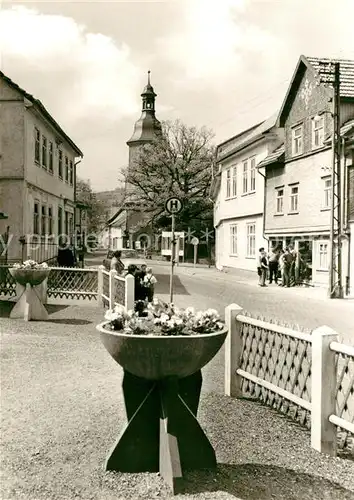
(257, 247, 268, 287)
(268, 246, 280, 284)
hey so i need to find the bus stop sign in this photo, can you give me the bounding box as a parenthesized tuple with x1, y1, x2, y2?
(165, 197, 183, 215)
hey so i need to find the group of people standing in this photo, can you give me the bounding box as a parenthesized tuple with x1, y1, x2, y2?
(257, 245, 297, 288)
(110, 250, 157, 304)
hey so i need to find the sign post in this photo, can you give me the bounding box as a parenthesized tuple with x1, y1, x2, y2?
(191, 236, 199, 267)
(165, 197, 183, 303)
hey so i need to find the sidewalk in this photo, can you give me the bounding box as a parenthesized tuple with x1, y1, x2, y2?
(174, 264, 354, 303)
(1, 302, 353, 500)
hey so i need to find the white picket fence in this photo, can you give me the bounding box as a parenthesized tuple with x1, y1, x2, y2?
(97, 266, 135, 311)
(224, 303, 354, 456)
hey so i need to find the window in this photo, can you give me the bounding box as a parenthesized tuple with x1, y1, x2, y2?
(312, 116, 324, 149)
(69, 160, 73, 185)
(34, 128, 40, 163)
(58, 150, 63, 179)
(65, 156, 69, 183)
(58, 206, 63, 235)
(226, 166, 237, 198)
(226, 169, 231, 198)
(323, 177, 331, 209)
(229, 225, 238, 255)
(246, 224, 256, 258)
(48, 207, 53, 234)
(231, 166, 237, 197)
(48, 142, 54, 173)
(250, 157, 256, 192)
(42, 136, 47, 168)
(242, 161, 248, 194)
(33, 202, 39, 234)
(290, 185, 299, 212)
(292, 125, 303, 156)
(41, 205, 47, 235)
(276, 188, 284, 214)
(68, 214, 73, 236)
(65, 211, 69, 235)
(318, 242, 329, 270)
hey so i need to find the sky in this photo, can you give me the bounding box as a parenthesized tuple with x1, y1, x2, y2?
(0, 0, 353, 192)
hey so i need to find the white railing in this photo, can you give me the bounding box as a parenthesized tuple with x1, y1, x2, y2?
(225, 303, 354, 457)
(97, 266, 135, 311)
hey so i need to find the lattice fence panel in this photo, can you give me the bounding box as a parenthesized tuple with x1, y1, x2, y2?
(0, 266, 16, 297)
(47, 268, 98, 300)
(114, 276, 125, 308)
(334, 351, 354, 453)
(239, 317, 312, 428)
(102, 271, 110, 308)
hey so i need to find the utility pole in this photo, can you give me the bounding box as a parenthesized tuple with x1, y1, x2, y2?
(318, 61, 343, 298)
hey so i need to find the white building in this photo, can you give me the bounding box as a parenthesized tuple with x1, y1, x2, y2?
(0, 71, 83, 263)
(211, 115, 283, 272)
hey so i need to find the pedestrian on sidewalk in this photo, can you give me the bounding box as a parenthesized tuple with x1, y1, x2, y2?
(278, 248, 285, 285)
(268, 246, 280, 284)
(281, 247, 294, 287)
(110, 250, 125, 275)
(257, 247, 268, 287)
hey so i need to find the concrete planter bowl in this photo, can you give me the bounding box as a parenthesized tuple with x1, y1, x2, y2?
(96, 320, 227, 380)
(96, 320, 228, 495)
(9, 268, 50, 287)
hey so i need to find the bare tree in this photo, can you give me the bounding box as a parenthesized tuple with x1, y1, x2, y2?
(121, 119, 216, 230)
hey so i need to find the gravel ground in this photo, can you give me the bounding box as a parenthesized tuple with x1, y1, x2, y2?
(1, 300, 354, 500)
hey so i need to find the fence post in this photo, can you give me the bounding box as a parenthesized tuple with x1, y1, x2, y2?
(311, 325, 339, 456)
(224, 303, 244, 398)
(109, 270, 117, 310)
(97, 265, 104, 307)
(125, 274, 135, 311)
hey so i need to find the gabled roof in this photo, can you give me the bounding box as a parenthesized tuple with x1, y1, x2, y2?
(106, 206, 126, 226)
(217, 112, 278, 162)
(0, 71, 83, 156)
(257, 144, 285, 169)
(277, 55, 354, 127)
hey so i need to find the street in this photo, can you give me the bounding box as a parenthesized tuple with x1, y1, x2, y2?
(87, 252, 354, 345)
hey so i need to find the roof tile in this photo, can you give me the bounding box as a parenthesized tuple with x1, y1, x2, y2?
(306, 56, 354, 98)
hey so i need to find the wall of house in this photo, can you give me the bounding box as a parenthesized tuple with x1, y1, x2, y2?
(0, 179, 25, 260)
(216, 215, 266, 272)
(215, 136, 283, 271)
(264, 149, 332, 235)
(0, 81, 25, 178)
(350, 222, 354, 296)
(284, 68, 333, 162)
(24, 110, 75, 202)
(348, 164, 354, 222)
(217, 141, 269, 221)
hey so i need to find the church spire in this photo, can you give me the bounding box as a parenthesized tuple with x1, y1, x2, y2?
(141, 70, 156, 112)
(127, 70, 161, 147)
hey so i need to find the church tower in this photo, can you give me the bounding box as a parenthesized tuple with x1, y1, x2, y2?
(126, 71, 162, 168)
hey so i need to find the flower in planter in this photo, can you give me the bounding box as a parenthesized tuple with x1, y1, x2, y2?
(12, 260, 49, 270)
(103, 298, 224, 336)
